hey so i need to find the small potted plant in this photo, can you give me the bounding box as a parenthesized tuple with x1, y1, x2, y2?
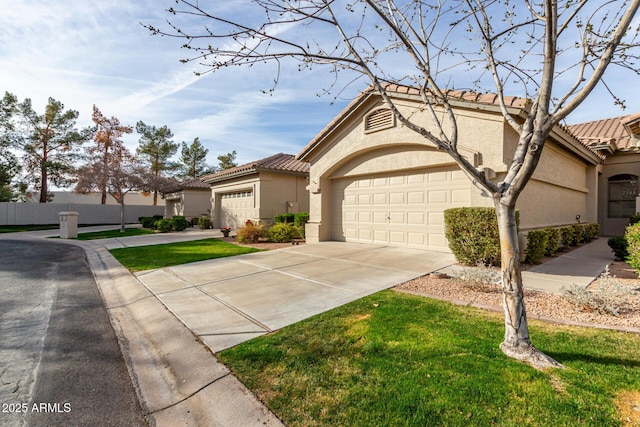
(220, 227, 231, 238)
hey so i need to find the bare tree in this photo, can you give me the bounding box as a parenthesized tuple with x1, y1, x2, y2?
(76, 148, 150, 233)
(88, 106, 133, 204)
(148, 0, 640, 369)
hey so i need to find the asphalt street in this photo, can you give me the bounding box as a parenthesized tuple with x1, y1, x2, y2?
(0, 239, 147, 427)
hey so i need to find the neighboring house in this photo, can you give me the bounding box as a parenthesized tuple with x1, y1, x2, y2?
(202, 153, 310, 229)
(164, 178, 212, 220)
(568, 113, 640, 236)
(297, 85, 611, 252)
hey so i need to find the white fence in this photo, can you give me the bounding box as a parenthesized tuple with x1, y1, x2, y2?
(0, 203, 165, 225)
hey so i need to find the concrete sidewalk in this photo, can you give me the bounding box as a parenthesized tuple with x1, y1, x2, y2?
(522, 237, 615, 294)
(438, 237, 615, 294)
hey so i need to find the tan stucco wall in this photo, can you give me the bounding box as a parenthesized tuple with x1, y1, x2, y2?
(258, 172, 309, 222)
(599, 152, 640, 236)
(304, 95, 601, 246)
(513, 144, 596, 230)
(210, 172, 309, 228)
(164, 189, 212, 220)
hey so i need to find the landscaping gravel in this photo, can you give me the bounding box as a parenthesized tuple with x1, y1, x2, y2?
(396, 260, 640, 330)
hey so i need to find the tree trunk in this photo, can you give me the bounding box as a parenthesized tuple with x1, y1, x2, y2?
(495, 202, 564, 369)
(39, 165, 48, 203)
(120, 195, 126, 233)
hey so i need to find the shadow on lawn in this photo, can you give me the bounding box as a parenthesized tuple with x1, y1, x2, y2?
(547, 351, 640, 368)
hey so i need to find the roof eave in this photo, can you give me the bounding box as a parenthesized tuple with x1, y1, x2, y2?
(202, 168, 257, 184)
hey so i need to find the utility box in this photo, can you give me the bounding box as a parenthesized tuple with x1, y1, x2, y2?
(59, 211, 79, 239)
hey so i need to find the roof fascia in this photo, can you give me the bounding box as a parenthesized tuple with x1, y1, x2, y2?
(202, 168, 257, 184)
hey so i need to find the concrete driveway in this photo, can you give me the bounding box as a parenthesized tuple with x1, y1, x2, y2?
(135, 242, 456, 352)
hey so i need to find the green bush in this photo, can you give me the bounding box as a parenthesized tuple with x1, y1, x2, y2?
(625, 223, 640, 274)
(608, 236, 629, 260)
(630, 213, 640, 226)
(198, 216, 212, 230)
(268, 222, 299, 243)
(444, 207, 519, 266)
(525, 230, 548, 264)
(156, 219, 174, 233)
(544, 227, 560, 256)
(140, 217, 158, 229)
(236, 222, 266, 243)
(172, 216, 190, 232)
(584, 223, 600, 242)
(275, 213, 296, 223)
(294, 212, 309, 238)
(294, 212, 309, 227)
(560, 226, 580, 247)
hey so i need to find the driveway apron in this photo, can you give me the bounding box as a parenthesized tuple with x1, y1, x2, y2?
(135, 242, 456, 352)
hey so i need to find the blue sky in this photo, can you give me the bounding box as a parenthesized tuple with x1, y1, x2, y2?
(1, 1, 638, 170)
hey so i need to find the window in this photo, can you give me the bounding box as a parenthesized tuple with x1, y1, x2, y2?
(364, 108, 395, 133)
(608, 174, 637, 218)
(221, 190, 253, 199)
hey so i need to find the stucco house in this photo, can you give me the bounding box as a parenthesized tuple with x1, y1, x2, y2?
(202, 153, 310, 229)
(164, 178, 212, 220)
(297, 85, 638, 251)
(568, 113, 640, 236)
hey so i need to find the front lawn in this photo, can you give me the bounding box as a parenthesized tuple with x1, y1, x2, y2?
(0, 225, 58, 233)
(72, 227, 156, 240)
(219, 290, 640, 427)
(109, 238, 262, 272)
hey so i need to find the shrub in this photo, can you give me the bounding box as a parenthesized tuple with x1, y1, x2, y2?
(294, 212, 309, 228)
(236, 222, 266, 243)
(584, 223, 600, 242)
(140, 217, 156, 229)
(562, 267, 633, 317)
(268, 222, 299, 243)
(630, 213, 640, 226)
(544, 227, 560, 256)
(626, 222, 640, 274)
(525, 230, 548, 264)
(443, 207, 519, 266)
(156, 219, 174, 233)
(294, 212, 309, 238)
(198, 216, 212, 230)
(274, 213, 296, 223)
(172, 216, 190, 232)
(560, 225, 581, 247)
(608, 236, 629, 260)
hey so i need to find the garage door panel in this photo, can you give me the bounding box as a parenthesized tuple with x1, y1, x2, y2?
(332, 167, 469, 250)
(428, 190, 447, 203)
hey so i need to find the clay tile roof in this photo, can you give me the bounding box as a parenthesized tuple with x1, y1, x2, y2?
(567, 113, 640, 152)
(298, 83, 531, 160)
(203, 153, 309, 183)
(164, 177, 212, 193)
(381, 83, 530, 109)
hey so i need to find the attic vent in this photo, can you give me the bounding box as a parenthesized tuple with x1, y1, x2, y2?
(627, 120, 640, 137)
(364, 108, 395, 133)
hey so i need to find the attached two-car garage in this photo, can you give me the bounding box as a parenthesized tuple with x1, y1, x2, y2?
(331, 166, 470, 251)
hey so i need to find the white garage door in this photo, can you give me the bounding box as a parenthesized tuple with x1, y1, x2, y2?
(331, 167, 470, 250)
(220, 190, 254, 228)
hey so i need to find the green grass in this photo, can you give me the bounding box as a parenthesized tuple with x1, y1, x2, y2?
(0, 225, 59, 233)
(109, 238, 262, 271)
(218, 290, 640, 427)
(72, 227, 156, 240)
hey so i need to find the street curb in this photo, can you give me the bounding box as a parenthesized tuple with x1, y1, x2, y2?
(76, 241, 284, 426)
